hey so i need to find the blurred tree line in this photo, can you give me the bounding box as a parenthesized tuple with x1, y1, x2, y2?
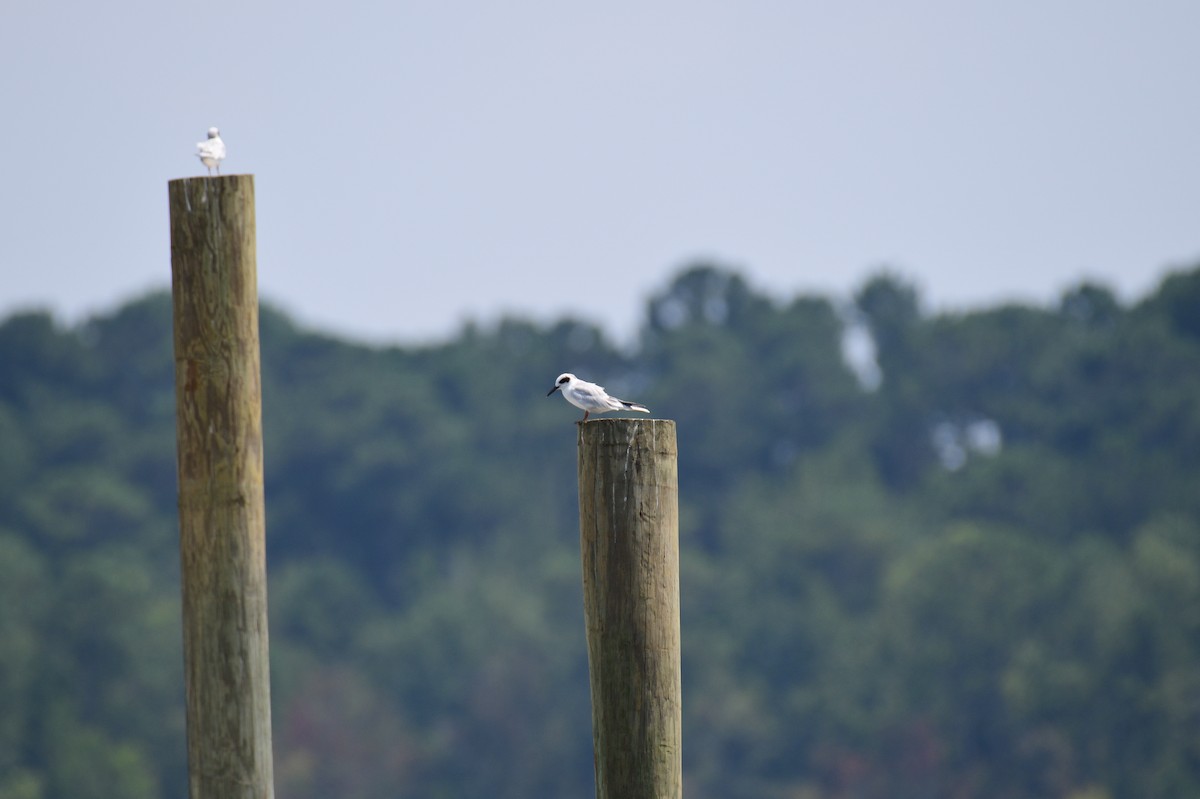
(1, 263, 1198, 799)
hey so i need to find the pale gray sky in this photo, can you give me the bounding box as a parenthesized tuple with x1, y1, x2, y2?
(3, 1, 1197, 343)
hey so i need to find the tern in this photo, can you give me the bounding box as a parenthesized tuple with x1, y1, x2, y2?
(196, 127, 226, 176)
(547, 373, 650, 422)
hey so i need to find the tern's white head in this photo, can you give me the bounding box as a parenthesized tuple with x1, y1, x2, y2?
(547, 373, 575, 395)
(207, 127, 220, 138)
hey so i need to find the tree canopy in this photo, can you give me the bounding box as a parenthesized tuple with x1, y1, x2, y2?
(2, 263, 1199, 798)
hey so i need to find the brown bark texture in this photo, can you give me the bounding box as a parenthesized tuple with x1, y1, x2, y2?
(577, 418, 682, 799)
(169, 175, 274, 799)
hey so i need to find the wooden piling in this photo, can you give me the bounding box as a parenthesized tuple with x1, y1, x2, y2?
(168, 175, 274, 799)
(577, 418, 681, 799)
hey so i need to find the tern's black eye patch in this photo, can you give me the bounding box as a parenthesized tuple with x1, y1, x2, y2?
(558, 376, 569, 384)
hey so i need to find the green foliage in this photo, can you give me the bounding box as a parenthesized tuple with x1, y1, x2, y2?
(1, 262, 1199, 797)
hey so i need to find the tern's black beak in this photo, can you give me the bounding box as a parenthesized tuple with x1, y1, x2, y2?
(547, 385, 561, 397)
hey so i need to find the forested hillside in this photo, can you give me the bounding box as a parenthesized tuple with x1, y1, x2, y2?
(2, 264, 1198, 799)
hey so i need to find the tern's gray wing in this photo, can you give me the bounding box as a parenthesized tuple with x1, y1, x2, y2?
(577, 382, 620, 410)
(198, 138, 225, 158)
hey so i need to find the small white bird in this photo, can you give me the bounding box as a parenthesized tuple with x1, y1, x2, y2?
(196, 127, 226, 176)
(547, 373, 650, 422)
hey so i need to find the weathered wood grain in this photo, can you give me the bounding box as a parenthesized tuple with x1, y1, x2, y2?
(577, 418, 681, 799)
(168, 175, 274, 799)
